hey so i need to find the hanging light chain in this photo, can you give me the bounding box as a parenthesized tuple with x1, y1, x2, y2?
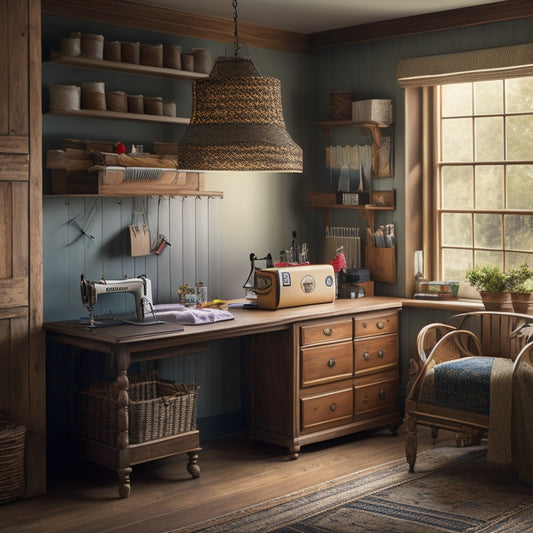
(233, 0, 240, 57)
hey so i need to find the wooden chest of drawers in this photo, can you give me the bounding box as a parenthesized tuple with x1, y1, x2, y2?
(249, 308, 402, 458)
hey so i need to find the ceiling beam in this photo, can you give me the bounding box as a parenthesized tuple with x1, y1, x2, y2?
(41, 0, 311, 54)
(309, 0, 533, 48)
(42, 0, 532, 54)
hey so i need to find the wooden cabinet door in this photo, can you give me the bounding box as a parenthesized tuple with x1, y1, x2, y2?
(0, 0, 44, 497)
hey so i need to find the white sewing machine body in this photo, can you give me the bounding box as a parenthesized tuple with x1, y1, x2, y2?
(80, 274, 154, 325)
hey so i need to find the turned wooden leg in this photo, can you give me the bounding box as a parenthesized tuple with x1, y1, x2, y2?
(289, 445, 300, 460)
(431, 426, 439, 443)
(456, 427, 482, 447)
(187, 451, 201, 478)
(405, 416, 418, 473)
(117, 467, 132, 498)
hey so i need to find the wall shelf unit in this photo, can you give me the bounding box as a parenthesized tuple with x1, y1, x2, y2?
(311, 120, 391, 146)
(47, 53, 209, 81)
(308, 192, 394, 233)
(43, 51, 216, 197)
(45, 109, 190, 125)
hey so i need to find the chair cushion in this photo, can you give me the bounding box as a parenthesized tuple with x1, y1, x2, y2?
(420, 356, 496, 415)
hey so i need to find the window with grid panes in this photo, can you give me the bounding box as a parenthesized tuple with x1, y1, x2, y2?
(436, 77, 533, 283)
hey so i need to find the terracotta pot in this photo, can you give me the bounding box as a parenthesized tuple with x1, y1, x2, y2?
(479, 291, 513, 312)
(511, 292, 533, 315)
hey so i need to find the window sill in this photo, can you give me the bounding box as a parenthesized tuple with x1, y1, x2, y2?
(401, 298, 484, 312)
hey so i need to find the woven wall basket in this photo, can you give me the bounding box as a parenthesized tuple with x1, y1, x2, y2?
(329, 91, 353, 121)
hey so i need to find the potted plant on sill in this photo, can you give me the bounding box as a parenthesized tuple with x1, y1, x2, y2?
(507, 264, 533, 315)
(465, 265, 513, 311)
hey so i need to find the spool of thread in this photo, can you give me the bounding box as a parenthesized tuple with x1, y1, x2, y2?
(127, 94, 144, 114)
(144, 96, 163, 115)
(163, 44, 181, 69)
(140, 44, 163, 67)
(60, 37, 81, 57)
(81, 81, 106, 110)
(163, 100, 176, 117)
(192, 48, 212, 74)
(103, 41, 121, 62)
(121, 42, 140, 64)
(106, 91, 128, 112)
(181, 53, 194, 72)
(48, 84, 81, 111)
(80, 33, 104, 59)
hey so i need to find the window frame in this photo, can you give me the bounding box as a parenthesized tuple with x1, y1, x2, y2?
(400, 44, 533, 298)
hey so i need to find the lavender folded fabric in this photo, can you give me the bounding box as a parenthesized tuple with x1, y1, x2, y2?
(153, 303, 234, 325)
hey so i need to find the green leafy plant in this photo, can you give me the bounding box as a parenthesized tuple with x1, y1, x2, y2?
(465, 265, 509, 293)
(506, 263, 533, 293)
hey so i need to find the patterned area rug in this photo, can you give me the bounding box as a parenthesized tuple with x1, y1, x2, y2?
(171, 445, 533, 533)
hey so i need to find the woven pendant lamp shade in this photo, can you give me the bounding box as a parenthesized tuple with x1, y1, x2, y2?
(178, 57, 303, 172)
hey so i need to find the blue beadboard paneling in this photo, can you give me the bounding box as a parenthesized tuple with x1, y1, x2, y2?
(43, 12, 533, 442)
(43, 196, 222, 321)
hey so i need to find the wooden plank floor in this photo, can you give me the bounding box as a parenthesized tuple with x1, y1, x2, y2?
(0, 425, 454, 533)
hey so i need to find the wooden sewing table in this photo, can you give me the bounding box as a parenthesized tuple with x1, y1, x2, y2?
(44, 297, 403, 497)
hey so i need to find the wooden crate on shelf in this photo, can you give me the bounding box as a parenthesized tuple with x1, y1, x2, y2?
(49, 167, 205, 195)
(45, 146, 220, 196)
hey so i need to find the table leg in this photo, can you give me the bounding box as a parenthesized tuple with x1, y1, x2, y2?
(117, 467, 132, 498)
(115, 347, 132, 497)
(289, 445, 300, 460)
(187, 450, 201, 478)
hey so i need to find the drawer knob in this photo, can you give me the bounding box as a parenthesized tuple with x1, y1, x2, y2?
(327, 358, 336, 368)
(330, 403, 337, 412)
(378, 349, 385, 358)
(323, 327, 333, 336)
(379, 389, 386, 400)
(363, 352, 370, 361)
(377, 320, 385, 329)
(363, 395, 368, 404)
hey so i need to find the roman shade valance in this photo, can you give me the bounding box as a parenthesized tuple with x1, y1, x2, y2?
(397, 42, 533, 87)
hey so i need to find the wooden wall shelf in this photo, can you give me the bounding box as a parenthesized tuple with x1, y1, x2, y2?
(47, 53, 209, 80)
(308, 192, 394, 231)
(46, 109, 190, 125)
(311, 120, 391, 146)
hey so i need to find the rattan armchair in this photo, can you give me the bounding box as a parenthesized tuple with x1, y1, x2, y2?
(405, 311, 533, 474)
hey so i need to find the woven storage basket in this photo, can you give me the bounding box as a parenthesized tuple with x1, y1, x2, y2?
(181, 53, 194, 72)
(121, 42, 140, 64)
(140, 44, 163, 68)
(352, 99, 392, 125)
(0, 416, 26, 504)
(163, 100, 176, 117)
(163, 44, 181, 69)
(77, 373, 198, 445)
(329, 92, 353, 121)
(106, 91, 128, 112)
(103, 41, 122, 62)
(81, 82, 106, 111)
(60, 37, 81, 57)
(48, 84, 81, 111)
(80, 33, 104, 60)
(128, 94, 144, 114)
(144, 96, 163, 115)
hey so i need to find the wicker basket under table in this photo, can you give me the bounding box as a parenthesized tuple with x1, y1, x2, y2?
(77, 374, 198, 445)
(76, 373, 200, 498)
(0, 417, 26, 504)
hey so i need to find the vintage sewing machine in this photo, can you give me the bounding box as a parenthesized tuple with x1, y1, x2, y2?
(242, 252, 273, 299)
(80, 274, 155, 327)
